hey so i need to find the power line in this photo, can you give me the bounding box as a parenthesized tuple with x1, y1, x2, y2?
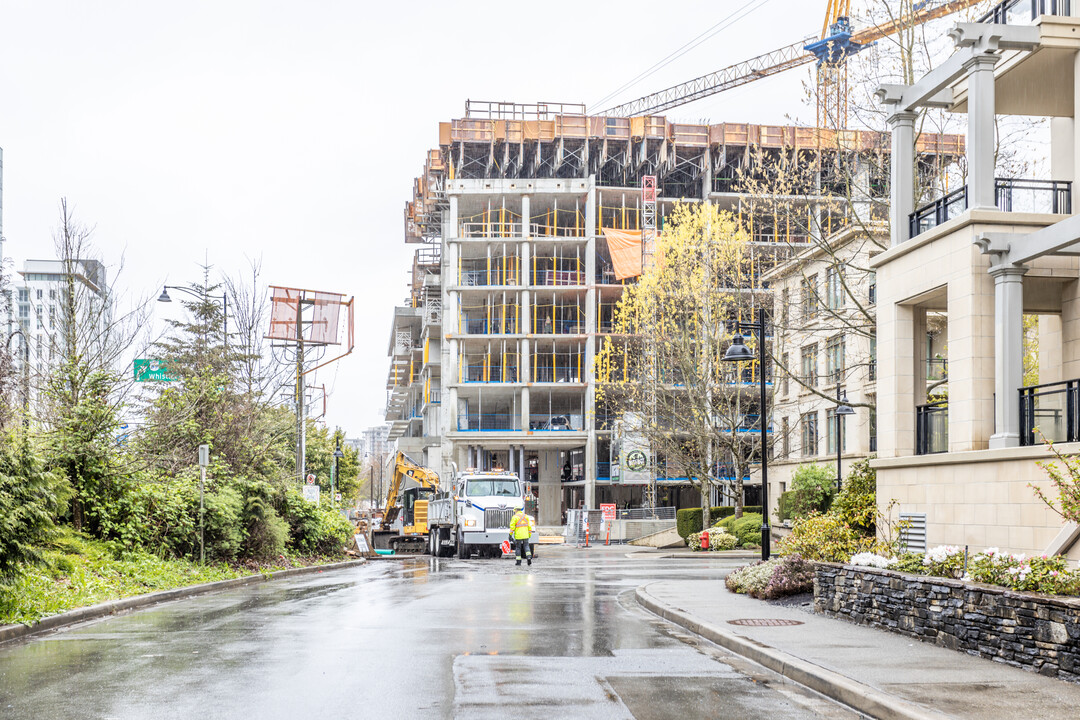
(589, 0, 771, 113)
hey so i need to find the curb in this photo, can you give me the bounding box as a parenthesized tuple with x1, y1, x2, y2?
(635, 583, 951, 720)
(0, 558, 367, 646)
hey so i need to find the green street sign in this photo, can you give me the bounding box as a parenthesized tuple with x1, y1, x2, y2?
(134, 359, 177, 382)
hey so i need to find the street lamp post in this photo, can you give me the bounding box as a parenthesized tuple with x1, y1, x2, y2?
(158, 285, 229, 348)
(333, 445, 344, 507)
(723, 307, 771, 562)
(835, 388, 855, 492)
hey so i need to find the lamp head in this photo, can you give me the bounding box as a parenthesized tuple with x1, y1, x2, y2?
(837, 393, 856, 415)
(157, 288, 172, 303)
(723, 334, 754, 362)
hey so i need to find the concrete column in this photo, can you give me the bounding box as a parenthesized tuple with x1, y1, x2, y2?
(443, 195, 460, 468)
(886, 110, 918, 246)
(1062, 280, 1080, 380)
(965, 54, 1000, 210)
(989, 265, 1028, 448)
(520, 385, 530, 434)
(947, 263, 997, 451)
(537, 449, 561, 526)
(584, 180, 598, 508)
(1051, 117, 1075, 183)
(876, 295, 916, 457)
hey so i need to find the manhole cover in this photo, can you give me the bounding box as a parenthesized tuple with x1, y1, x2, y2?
(727, 618, 804, 627)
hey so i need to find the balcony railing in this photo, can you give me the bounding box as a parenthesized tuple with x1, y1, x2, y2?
(1019, 379, 1080, 445)
(532, 365, 583, 383)
(996, 178, 1072, 214)
(909, 187, 968, 238)
(979, 0, 1070, 24)
(909, 179, 1074, 238)
(463, 364, 520, 383)
(916, 402, 948, 455)
(457, 413, 520, 431)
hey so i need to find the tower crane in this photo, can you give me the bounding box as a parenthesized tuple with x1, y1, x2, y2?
(600, 0, 987, 127)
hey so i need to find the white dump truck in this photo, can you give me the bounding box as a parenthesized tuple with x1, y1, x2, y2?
(427, 468, 536, 559)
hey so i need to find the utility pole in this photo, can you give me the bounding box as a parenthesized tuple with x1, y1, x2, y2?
(295, 297, 305, 482)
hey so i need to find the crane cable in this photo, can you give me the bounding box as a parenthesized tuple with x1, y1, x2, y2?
(588, 0, 772, 114)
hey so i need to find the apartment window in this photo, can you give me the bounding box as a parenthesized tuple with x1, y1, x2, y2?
(49, 289, 56, 300)
(18, 288, 28, 303)
(869, 407, 877, 452)
(780, 287, 790, 329)
(36, 289, 43, 300)
(49, 306, 56, 329)
(868, 271, 877, 306)
(869, 337, 877, 381)
(800, 343, 818, 387)
(18, 304, 29, 318)
(826, 407, 846, 454)
(825, 334, 845, 385)
(801, 412, 818, 456)
(801, 275, 818, 320)
(781, 417, 790, 458)
(779, 481, 787, 494)
(781, 352, 790, 395)
(826, 265, 843, 310)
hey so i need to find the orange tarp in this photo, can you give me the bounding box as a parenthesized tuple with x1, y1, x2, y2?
(602, 228, 643, 280)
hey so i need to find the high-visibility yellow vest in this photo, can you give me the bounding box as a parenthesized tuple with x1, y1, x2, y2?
(509, 511, 534, 540)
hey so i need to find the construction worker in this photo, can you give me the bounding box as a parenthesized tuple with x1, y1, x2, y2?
(508, 508, 535, 566)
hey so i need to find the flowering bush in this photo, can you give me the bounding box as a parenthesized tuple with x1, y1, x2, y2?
(778, 512, 878, 562)
(849, 552, 894, 569)
(968, 549, 1080, 594)
(687, 528, 739, 551)
(726, 554, 815, 599)
(726, 560, 776, 596)
(922, 545, 966, 578)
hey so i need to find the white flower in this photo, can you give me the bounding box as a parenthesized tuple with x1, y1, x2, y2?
(850, 552, 894, 569)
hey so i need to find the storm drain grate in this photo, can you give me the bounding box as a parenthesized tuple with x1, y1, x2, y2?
(727, 618, 804, 627)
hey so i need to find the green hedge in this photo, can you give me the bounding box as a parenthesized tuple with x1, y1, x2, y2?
(713, 512, 764, 547)
(676, 505, 763, 540)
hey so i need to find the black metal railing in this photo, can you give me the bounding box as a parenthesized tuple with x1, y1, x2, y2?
(909, 187, 968, 238)
(1019, 379, 1080, 445)
(979, 0, 1070, 24)
(916, 402, 948, 455)
(909, 178, 1074, 239)
(995, 178, 1072, 214)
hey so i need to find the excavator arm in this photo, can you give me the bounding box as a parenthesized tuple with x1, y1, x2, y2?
(382, 451, 440, 526)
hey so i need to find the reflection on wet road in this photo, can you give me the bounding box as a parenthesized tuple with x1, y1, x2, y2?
(0, 547, 849, 719)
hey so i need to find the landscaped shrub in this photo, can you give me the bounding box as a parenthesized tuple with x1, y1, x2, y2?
(847, 546, 1080, 596)
(726, 554, 815, 599)
(687, 528, 738, 551)
(676, 506, 737, 540)
(0, 444, 71, 582)
(779, 512, 877, 562)
(713, 512, 763, 547)
(785, 463, 836, 521)
(282, 486, 352, 555)
(832, 458, 877, 534)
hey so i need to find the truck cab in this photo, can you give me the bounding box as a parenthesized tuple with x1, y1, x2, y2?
(428, 470, 536, 559)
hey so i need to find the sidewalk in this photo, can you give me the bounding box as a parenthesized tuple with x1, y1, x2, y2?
(639, 579, 1080, 720)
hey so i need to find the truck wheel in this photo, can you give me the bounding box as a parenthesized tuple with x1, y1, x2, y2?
(428, 530, 436, 556)
(456, 531, 469, 559)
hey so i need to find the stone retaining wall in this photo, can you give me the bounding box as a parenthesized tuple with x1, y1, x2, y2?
(814, 562, 1080, 682)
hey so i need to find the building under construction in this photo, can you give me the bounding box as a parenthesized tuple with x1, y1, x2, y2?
(384, 100, 962, 526)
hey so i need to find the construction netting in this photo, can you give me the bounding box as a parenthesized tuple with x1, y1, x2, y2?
(267, 286, 346, 345)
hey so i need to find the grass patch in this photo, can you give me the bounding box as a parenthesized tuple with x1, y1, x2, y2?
(0, 530, 345, 626)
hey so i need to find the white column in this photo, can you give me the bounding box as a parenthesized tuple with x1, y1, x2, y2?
(965, 54, 1000, 210)
(1051, 117, 1075, 182)
(886, 110, 917, 246)
(989, 264, 1027, 449)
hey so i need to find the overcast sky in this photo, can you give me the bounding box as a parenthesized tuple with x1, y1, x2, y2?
(0, 0, 827, 436)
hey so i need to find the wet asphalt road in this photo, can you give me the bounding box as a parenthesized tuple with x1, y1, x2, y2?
(0, 547, 854, 719)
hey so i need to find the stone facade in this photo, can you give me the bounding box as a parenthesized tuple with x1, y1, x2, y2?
(815, 562, 1080, 682)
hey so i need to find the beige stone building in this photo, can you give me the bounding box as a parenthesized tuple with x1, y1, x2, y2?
(767, 225, 882, 512)
(874, 10, 1080, 560)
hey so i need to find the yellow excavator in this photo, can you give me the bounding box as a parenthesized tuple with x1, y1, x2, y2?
(372, 451, 440, 554)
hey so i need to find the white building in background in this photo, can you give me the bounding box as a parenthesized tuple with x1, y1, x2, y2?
(360, 424, 392, 460)
(13, 257, 109, 387)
